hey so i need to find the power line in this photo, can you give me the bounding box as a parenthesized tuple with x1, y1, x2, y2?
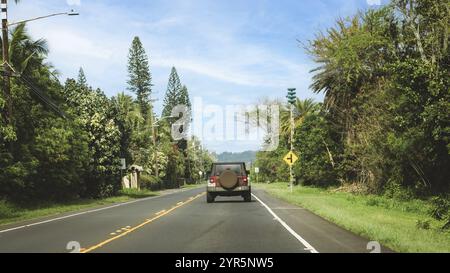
(19, 74, 66, 118)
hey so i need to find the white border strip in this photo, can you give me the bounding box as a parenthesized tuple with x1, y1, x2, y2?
(252, 193, 319, 253)
(0, 187, 201, 234)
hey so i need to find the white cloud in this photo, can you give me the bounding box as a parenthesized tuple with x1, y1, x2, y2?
(42, 27, 115, 60)
(130, 17, 185, 31)
(366, 0, 382, 6)
(152, 53, 312, 90)
(66, 0, 81, 6)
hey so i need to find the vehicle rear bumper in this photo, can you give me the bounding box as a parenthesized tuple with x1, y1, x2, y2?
(207, 186, 251, 196)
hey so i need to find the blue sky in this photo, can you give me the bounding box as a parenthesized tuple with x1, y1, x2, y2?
(10, 0, 384, 153)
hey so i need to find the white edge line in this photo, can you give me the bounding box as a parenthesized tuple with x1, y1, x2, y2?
(252, 193, 319, 253)
(0, 187, 202, 234)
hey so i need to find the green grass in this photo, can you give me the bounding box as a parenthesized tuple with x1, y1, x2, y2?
(255, 182, 450, 253)
(0, 189, 158, 227)
(118, 188, 159, 199)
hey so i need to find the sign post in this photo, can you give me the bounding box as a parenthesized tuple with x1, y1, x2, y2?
(286, 88, 297, 193)
(254, 167, 260, 184)
(283, 151, 299, 192)
(120, 158, 126, 170)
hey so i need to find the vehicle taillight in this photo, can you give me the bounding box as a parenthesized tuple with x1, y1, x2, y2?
(209, 176, 217, 186)
(241, 176, 248, 185)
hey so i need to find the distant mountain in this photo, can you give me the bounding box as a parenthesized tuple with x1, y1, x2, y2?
(214, 151, 257, 163)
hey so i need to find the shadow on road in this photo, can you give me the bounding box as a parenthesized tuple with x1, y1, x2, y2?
(212, 200, 257, 204)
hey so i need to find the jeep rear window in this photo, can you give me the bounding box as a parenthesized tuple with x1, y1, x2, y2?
(213, 164, 244, 176)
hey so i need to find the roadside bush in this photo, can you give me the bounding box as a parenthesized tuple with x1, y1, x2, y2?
(429, 195, 450, 230)
(294, 112, 340, 187)
(416, 219, 431, 230)
(0, 199, 19, 219)
(429, 195, 450, 221)
(383, 181, 415, 201)
(254, 147, 290, 184)
(140, 174, 162, 191)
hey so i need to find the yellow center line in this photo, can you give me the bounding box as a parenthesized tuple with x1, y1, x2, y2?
(81, 192, 205, 253)
(155, 209, 167, 215)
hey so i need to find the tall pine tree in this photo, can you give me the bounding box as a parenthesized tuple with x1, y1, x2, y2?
(179, 85, 192, 112)
(127, 36, 152, 119)
(161, 67, 193, 181)
(77, 67, 87, 86)
(179, 84, 192, 133)
(162, 67, 182, 118)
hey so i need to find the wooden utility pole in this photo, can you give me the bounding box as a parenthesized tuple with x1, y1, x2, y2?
(1, 0, 11, 125)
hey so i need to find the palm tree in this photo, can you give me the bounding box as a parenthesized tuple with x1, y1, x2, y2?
(307, 15, 377, 144)
(3, 23, 49, 75)
(280, 98, 318, 137)
(1, 22, 65, 117)
(308, 16, 362, 112)
(0, 22, 49, 76)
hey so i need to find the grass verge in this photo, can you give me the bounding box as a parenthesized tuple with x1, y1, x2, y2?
(0, 189, 158, 227)
(255, 182, 450, 253)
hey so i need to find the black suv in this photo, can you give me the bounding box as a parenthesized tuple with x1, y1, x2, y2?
(207, 162, 251, 203)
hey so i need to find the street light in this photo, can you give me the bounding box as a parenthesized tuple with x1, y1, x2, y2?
(68, 10, 80, 16)
(7, 10, 79, 27)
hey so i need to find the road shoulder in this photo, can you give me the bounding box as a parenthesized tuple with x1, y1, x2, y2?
(252, 187, 394, 253)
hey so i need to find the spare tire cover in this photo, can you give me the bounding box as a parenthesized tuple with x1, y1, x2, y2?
(219, 170, 238, 190)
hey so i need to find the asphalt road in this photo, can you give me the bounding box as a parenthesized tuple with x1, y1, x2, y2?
(0, 187, 391, 253)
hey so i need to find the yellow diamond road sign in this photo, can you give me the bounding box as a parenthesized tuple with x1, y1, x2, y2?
(283, 151, 299, 166)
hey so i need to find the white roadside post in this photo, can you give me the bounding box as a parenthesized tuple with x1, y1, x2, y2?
(254, 167, 260, 184)
(198, 171, 203, 184)
(120, 158, 127, 188)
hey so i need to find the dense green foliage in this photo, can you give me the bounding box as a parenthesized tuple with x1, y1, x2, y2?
(0, 24, 94, 202)
(255, 0, 449, 202)
(0, 24, 212, 204)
